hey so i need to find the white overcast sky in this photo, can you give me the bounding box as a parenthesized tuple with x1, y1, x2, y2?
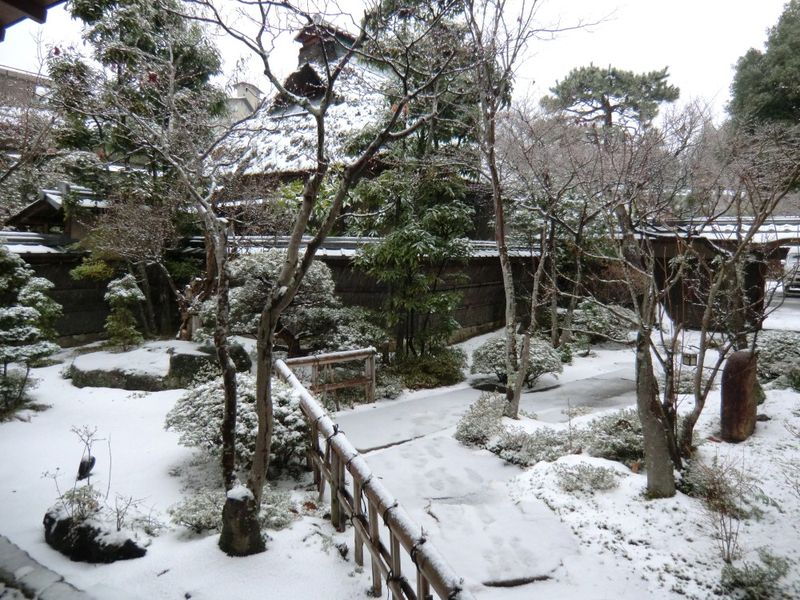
(0, 0, 789, 121)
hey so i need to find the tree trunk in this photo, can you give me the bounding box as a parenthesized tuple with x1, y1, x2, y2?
(218, 491, 264, 556)
(135, 262, 157, 336)
(635, 331, 676, 497)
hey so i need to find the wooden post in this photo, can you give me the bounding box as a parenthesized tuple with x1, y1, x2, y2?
(417, 571, 430, 600)
(309, 421, 320, 486)
(367, 351, 376, 403)
(390, 531, 402, 600)
(368, 500, 382, 598)
(330, 450, 343, 532)
(354, 479, 364, 567)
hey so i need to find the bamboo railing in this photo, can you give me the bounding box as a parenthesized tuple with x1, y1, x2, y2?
(283, 348, 376, 409)
(275, 359, 474, 600)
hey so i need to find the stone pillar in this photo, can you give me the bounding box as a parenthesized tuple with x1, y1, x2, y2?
(720, 350, 757, 442)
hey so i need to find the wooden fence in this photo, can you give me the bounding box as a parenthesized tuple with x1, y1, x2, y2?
(283, 348, 376, 409)
(275, 359, 474, 600)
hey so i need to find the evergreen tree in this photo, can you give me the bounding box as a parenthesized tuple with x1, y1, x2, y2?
(729, 0, 800, 123)
(541, 64, 680, 129)
(0, 247, 60, 414)
(104, 274, 145, 350)
(48, 0, 225, 335)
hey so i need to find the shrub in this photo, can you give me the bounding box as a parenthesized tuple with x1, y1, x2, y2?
(390, 347, 465, 389)
(165, 373, 307, 477)
(198, 251, 387, 355)
(675, 367, 717, 394)
(571, 300, 637, 343)
(104, 274, 144, 350)
(488, 426, 573, 467)
(471, 335, 562, 386)
(554, 463, 620, 493)
(720, 549, 791, 600)
(583, 408, 644, 464)
(169, 487, 296, 533)
(454, 392, 505, 447)
(755, 330, 800, 382)
(0, 247, 60, 416)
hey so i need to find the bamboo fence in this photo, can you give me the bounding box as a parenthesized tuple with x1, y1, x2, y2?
(275, 358, 474, 600)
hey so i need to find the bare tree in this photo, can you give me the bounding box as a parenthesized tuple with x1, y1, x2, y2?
(464, 0, 564, 419)
(180, 0, 472, 554)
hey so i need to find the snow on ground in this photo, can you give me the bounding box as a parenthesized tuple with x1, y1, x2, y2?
(0, 358, 371, 600)
(2, 296, 800, 599)
(70, 340, 207, 378)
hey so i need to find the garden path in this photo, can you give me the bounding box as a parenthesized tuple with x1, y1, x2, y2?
(333, 355, 646, 597)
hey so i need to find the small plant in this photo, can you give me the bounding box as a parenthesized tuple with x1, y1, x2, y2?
(489, 426, 573, 467)
(681, 455, 754, 563)
(471, 335, 562, 386)
(720, 549, 791, 600)
(454, 392, 505, 447)
(554, 463, 620, 493)
(59, 485, 102, 522)
(104, 274, 144, 350)
(169, 487, 297, 533)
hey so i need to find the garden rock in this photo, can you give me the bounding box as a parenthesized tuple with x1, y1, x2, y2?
(42, 509, 146, 563)
(720, 350, 757, 442)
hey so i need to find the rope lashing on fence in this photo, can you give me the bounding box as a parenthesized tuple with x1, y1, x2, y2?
(410, 535, 427, 566)
(382, 500, 399, 525)
(325, 423, 342, 442)
(344, 451, 359, 468)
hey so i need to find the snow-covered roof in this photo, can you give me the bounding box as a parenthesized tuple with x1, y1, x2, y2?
(223, 60, 390, 175)
(0, 230, 72, 254)
(186, 235, 534, 259)
(642, 216, 800, 247)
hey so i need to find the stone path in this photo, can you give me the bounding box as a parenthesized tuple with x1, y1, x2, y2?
(0, 536, 90, 600)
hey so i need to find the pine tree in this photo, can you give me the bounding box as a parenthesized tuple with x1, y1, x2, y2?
(541, 64, 680, 129)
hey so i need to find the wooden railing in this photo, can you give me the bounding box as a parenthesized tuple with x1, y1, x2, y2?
(275, 359, 474, 600)
(283, 348, 376, 409)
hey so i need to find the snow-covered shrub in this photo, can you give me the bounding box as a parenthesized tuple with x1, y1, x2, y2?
(165, 372, 307, 476)
(583, 409, 644, 464)
(720, 549, 791, 599)
(675, 367, 717, 394)
(755, 330, 800, 382)
(390, 347, 465, 389)
(197, 251, 386, 355)
(471, 335, 562, 386)
(0, 247, 60, 415)
(489, 427, 573, 467)
(168, 486, 297, 533)
(104, 274, 144, 350)
(554, 463, 619, 493)
(454, 392, 505, 447)
(571, 300, 637, 343)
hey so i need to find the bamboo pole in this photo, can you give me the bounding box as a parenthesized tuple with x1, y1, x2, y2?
(368, 500, 382, 597)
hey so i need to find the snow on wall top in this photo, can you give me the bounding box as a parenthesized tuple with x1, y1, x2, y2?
(224, 60, 391, 176)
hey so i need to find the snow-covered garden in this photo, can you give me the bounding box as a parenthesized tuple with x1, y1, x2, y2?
(1, 297, 800, 599)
